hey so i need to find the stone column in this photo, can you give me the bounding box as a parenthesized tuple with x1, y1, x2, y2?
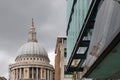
(47, 69, 49, 80)
(24, 67, 29, 79)
(16, 69, 18, 80)
(46, 69, 47, 80)
(36, 68, 38, 80)
(47, 70, 49, 80)
(47, 69, 50, 80)
(39, 68, 41, 79)
(15, 69, 16, 80)
(49, 70, 51, 80)
(32, 67, 34, 79)
(41, 68, 42, 79)
(50, 71, 52, 80)
(51, 71, 53, 80)
(21, 68, 24, 79)
(18, 68, 19, 79)
(19, 68, 21, 79)
(9, 69, 11, 80)
(49, 70, 52, 80)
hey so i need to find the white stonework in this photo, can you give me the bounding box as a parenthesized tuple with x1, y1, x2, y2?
(9, 19, 54, 80)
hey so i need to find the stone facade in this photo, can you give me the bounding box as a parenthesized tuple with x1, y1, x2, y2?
(9, 54, 54, 80)
(55, 43, 60, 80)
(55, 37, 72, 80)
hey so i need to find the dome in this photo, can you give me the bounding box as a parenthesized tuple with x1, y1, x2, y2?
(18, 42, 48, 57)
(9, 19, 54, 80)
(17, 19, 48, 58)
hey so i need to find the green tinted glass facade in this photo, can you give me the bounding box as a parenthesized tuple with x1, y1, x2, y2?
(67, 0, 92, 62)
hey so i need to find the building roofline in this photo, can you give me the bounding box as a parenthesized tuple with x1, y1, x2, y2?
(55, 36, 67, 54)
(57, 36, 67, 38)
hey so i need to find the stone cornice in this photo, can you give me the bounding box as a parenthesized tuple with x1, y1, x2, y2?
(9, 62, 54, 70)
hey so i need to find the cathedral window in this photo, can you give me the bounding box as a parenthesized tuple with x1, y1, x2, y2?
(34, 58, 36, 60)
(40, 58, 42, 60)
(37, 58, 39, 60)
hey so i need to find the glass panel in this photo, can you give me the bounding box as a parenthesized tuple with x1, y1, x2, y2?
(84, 0, 120, 70)
(67, 0, 92, 63)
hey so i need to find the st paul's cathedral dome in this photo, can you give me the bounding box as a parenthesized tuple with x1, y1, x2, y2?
(9, 19, 54, 80)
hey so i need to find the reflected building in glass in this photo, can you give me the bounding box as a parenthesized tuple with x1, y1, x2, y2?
(66, 0, 92, 79)
(66, 0, 92, 62)
(66, 0, 120, 79)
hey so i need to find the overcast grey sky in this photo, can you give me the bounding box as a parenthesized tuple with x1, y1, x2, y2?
(0, 0, 66, 79)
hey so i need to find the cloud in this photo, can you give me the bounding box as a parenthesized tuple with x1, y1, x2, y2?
(48, 51, 55, 67)
(0, 0, 66, 79)
(0, 50, 14, 79)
